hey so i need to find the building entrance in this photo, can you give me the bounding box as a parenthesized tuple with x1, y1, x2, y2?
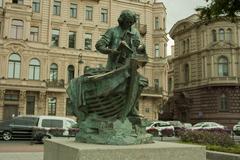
(3, 105, 18, 121)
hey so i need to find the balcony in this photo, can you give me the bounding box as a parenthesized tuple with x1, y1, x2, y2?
(46, 79, 65, 88)
(142, 87, 163, 97)
(5, 2, 31, 13)
(175, 76, 240, 89)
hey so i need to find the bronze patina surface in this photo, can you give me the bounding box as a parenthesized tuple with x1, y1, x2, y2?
(67, 10, 152, 145)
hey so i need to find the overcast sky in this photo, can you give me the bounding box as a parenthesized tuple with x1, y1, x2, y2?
(158, 0, 209, 55)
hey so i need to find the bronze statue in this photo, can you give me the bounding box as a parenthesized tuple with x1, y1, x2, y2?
(67, 10, 151, 145)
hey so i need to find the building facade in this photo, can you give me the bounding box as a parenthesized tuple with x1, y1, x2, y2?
(0, 0, 168, 121)
(167, 14, 240, 127)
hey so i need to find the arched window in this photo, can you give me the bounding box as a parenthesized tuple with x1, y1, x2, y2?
(218, 56, 228, 76)
(219, 28, 225, 41)
(11, 19, 23, 39)
(212, 30, 217, 42)
(184, 64, 189, 82)
(155, 44, 160, 57)
(8, 53, 21, 79)
(186, 39, 190, 53)
(28, 58, 40, 80)
(50, 63, 58, 81)
(226, 28, 232, 42)
(67, 65, 74, 82)
(182, 40, 186, 54)
(220, 94, 228, 111)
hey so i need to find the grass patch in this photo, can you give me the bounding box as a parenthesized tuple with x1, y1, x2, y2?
(206, 144, 240, 154)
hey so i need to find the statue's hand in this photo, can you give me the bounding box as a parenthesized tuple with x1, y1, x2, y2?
(106, 49, 121, 55)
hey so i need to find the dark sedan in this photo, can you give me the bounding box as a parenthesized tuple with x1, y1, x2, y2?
(0, 116, 39, 141)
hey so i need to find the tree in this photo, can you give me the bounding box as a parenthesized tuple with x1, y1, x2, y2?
(196, 0, 240, 21)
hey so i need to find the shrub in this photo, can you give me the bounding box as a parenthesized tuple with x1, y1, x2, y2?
(161, 128, 174, 137)
(69, 128, 80, 136)
(49, 128, 65, 137)
(179, 130, 234, 147)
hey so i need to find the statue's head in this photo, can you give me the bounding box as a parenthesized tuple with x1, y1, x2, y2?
(118, 10, 136, 29)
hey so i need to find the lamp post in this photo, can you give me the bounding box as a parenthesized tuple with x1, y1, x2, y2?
(78, 49, 84, 77)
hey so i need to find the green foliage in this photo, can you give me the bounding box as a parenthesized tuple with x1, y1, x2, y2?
(207, 144, 240, 154)
(179, 130, 234, 147)
(196, 0, 240, 21)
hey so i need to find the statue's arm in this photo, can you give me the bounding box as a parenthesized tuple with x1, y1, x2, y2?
(95, 29, 120, 55)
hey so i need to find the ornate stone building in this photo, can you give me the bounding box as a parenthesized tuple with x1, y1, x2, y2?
(168, 14, 240, 127)
(0, 0, 168, 121)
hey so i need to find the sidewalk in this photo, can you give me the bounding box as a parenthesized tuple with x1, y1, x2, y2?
(0, 152, 43, 160)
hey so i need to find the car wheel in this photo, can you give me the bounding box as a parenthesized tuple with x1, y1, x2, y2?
(41, 135, 51, 143)
(2, 131, 12, 141)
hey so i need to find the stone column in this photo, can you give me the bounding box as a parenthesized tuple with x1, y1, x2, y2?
(0, 89, 5, 121)
(19, 90, 26, 115)
(38, 91, 47, 115)
(0, 89, 5, 107)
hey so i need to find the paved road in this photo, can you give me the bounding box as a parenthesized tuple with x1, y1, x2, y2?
(0, 140, 43, 160)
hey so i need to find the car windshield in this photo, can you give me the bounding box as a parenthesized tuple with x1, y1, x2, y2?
(193, 123, 204, 127)
(168, 121, 183, 127)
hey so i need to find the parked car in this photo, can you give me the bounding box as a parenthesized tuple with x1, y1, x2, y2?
(146, 121, 174, 137)
(233, 121, 240, 136)
(167, 121, 185, 136)
(183, 123, 192, 129)
(191, 122, 225, 130)
(0, 115, 77, 141)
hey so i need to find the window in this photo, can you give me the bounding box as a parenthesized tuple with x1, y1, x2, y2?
(168, 77, 172, 92)
(8, 53, 21, 79)
(28, 58, 40, 80)
(50, 63, 58, 81)
(145, 108, 150, 113)
(0, 0, 3, 7)
(85, 6, 93, 21)
(135, 14, 140, 29)
(212, 29, 217, 42)
(155, 17, 160, 30)
(226, 28, 232, 42)
(13, 117, 38, 126)
(155, 44, 160, 58)
(68, 31, 76, 48)
(84, 33, 92, 50)
(30, 27, 39, 41)
(48, 97, 57, 115)
(32, 0, 40, 13)
(53, 0, 61, 16)
(70, 3, 77, 18)
(42, 119, 63, 128)
(220, 94, 228, 111)
(12, 0, 23, 4)
(66, 98, 73, 116)
(219, 28, 225, 41)
(0, 23, 1, 37)
(68, 65, 74, 82)
(101, 8, 108, 23)
(218, 56, 228, 76)
(164, 43, 167, 57)
(154, 79, 159, 90)
(184, 64, 189, 82)
(51, 29, 59, 47)
(11, 20, 23, 39)
(163, 17, 165, 30)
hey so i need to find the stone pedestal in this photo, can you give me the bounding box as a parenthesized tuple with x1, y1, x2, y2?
(44, 139, 206, 160)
